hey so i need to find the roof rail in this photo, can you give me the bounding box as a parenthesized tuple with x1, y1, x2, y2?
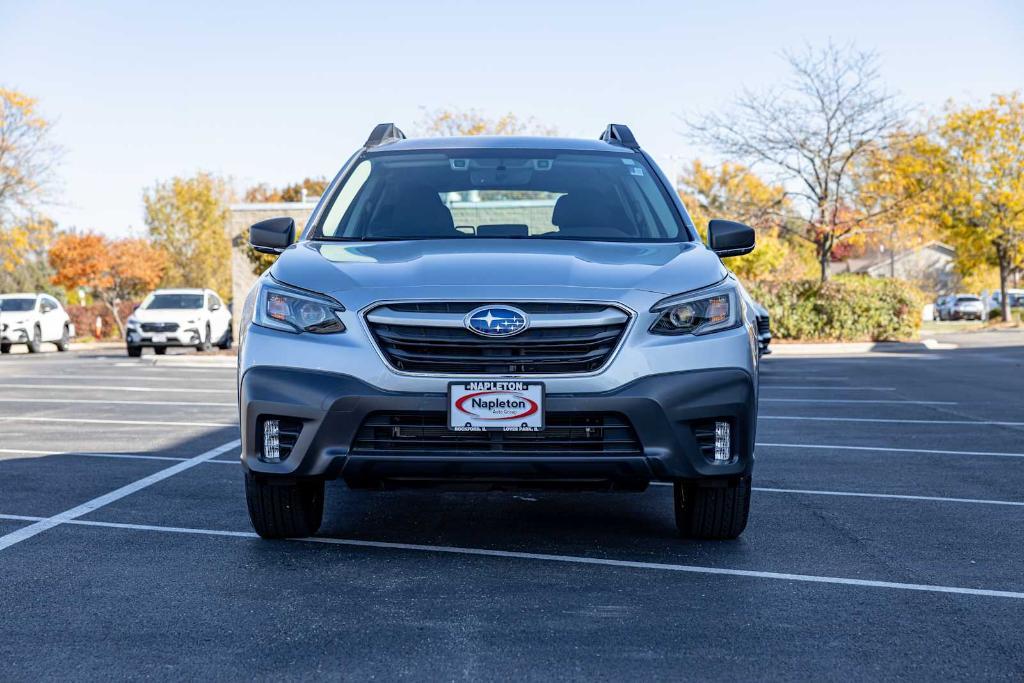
(364, 123, 407, 148)
(599, 124, 639, 150)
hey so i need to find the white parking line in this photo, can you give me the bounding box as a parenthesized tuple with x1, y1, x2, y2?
(0, 416, 237, 428)
(1, 514, 1019, 600)
(0, 398, 235, 407)
(0, 374, 232, 383)
(0, 383, 233, 394)
(114, 362, 236, 370)
(8, 444, 1021, 509)
(760, 416, 1024, 427)
(647, 481, 1024, 506)
(760, 398, 955, 405)
(0, 448, 190, 462)
(752, 487, 1024, 507)
(756, 442, 1024, 459)
(0, 439, 240, 552)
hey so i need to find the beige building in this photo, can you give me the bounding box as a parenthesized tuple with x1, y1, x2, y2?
(830, 241, 957, 293)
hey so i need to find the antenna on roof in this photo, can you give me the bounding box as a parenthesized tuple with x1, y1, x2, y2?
(599, 124, 639, 149)
(365, 123, 407, 148)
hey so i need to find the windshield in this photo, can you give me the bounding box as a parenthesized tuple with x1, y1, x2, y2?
(0, 298, 35, 312)
(316, 150, 689, 242)
(143, 294, 203, 310)
(956, 296, 981, 303)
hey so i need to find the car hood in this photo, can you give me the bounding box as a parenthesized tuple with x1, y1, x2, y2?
(0, 312, 34, 323)
(130, 309, 204, 323)
(271, 240, 727, 302)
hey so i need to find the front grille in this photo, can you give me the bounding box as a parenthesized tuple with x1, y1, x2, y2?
(383, 302, 611, 315)
(141, 322, 179, 333)
(352, 412, 642, 455)
(365, 301, 630, 375)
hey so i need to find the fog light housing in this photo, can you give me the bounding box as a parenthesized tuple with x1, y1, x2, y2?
(714, 421, 731, 462)
(262, 419, 281, 463)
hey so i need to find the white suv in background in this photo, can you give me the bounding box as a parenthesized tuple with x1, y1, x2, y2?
(0, 293, 74, 354)
(125, 288, 232, 357)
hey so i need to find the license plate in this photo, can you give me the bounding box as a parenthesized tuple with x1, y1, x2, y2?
(448, 381, 544, 431)
(151, 334, 166, 343)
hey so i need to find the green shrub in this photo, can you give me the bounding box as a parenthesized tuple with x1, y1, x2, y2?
(748, 276, 924, 342)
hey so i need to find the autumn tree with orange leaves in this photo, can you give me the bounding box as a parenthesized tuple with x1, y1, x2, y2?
(49, 232, 167, 336)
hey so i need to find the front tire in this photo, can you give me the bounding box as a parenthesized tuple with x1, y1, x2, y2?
(127, 344, 143, 357)
(153, 345, 167, 355)
(217, 327, 233, 350)
(245, 471, 325, 539)
(196, 324, 212, 352)
(0, 343, 10, 354)
(674, 477, 751, 540)
(55, 325, 71, 352)
(26, 326, 42, 353)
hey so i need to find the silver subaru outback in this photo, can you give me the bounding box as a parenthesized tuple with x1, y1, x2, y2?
(239, 123, 760, 541)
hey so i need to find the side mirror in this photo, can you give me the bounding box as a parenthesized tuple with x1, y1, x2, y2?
(210, 302, 221, 311)
(707, 220, 755, 257)
(250, 217, 296, 255)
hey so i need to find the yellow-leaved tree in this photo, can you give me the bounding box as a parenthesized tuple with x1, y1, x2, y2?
(853, 131, 945, 282)
(933, 94, 1024, 321)
(677, 160, 811, 281)
(0, 215, 57, 292)
(144, 173, 233, 300)
(0, 88, 61, 222)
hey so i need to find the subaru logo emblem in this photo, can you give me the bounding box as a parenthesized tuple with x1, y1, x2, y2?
(465, 305, 529, 337)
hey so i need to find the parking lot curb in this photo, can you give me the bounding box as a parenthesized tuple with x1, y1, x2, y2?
(770, 339, 957, 355)
(69, 341, 123, 350)
(152, 356, 237, 368)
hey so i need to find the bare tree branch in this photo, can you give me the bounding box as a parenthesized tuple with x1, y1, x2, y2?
(685, 42, 906, 281)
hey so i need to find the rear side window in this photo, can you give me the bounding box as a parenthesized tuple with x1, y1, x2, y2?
(316, 150, 688, 242)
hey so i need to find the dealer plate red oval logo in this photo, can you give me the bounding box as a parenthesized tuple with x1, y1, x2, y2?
(454, 390, 539, 420)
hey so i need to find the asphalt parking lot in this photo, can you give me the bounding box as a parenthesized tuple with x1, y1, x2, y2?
(1, 335, 1023, 679)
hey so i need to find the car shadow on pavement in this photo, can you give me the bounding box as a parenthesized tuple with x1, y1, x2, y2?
(317, 485, 684, 548)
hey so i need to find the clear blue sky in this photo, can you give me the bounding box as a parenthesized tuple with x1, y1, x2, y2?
(2, 0, 1022, 236)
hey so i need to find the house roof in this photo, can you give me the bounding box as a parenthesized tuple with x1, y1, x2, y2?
(836, 241, 955, 274)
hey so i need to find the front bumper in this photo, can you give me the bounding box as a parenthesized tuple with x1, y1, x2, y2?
(1, 322, 29, 343)
(126, 327, 202, 347)
(240, 366, 756, 486)
(950, 309, 984, 320)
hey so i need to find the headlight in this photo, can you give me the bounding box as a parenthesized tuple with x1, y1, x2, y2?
(126, 317, 139, 327)
(254, 279, 346, 334)
(650, 280, 741, 336)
